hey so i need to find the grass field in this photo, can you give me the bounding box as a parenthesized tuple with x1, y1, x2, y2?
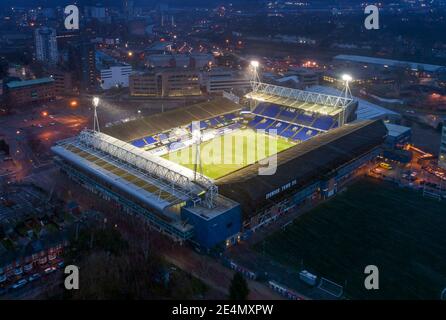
(163, 128, 295, 179)
(255, 178, 446, 299)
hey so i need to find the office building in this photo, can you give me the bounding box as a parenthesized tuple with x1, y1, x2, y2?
(35, 27, 58, 65)
(130, 69, 201, 97)
(202, 68, 251, 93)
(6, 78, 55, 108)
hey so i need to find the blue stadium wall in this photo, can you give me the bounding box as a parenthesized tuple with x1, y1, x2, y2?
(181, 204, 242, 250)
(385, 129, 412, 149)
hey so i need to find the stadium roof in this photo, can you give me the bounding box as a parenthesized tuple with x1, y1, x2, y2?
(6, 77, 54, 89)
(308, 85, 400, 121)
(52, 130, 210, 216)
(385, 123, 411, 138)
(245, 82, 353, 116)
(103, 97, 241, 142)
(216, 120, 388, 217)
(334, 54, 445, 73)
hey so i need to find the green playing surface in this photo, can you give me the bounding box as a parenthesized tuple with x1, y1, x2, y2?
(163, 128, 295, 179)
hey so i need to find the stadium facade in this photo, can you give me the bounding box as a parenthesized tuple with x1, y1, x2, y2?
(52, 86, 388, 251)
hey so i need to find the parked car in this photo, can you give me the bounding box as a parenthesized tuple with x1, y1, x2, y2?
(28, 273, 41, 282)
(11, 279, 27, 289)
(44, 266, 56, 274)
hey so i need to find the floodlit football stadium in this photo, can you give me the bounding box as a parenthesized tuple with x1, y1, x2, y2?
(52, 82, 388, 251)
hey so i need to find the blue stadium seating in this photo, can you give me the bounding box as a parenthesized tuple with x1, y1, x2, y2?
(255, 118, 274, 130)
(249, 115, 263, 127)
(132, 139, 146, 148)
(295, 113, 315, 126)
(253, 104, 266, 115)
(200, 121, 208, 129)
(268, 121, 290, 135)
(293, 128, 319, 141)
(224, 113, 235, 122)
(280, 125, 301, 139)
(277, 108, 297, 122)
(208, 117, 220, 127)
(158, 133, 169, 141)
(261, 104, 281, 118)
(312, 116, 334, 131)
(144, 136, 157, 145)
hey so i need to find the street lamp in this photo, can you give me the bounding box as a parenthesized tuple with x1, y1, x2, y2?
(339, 74, 353, 127)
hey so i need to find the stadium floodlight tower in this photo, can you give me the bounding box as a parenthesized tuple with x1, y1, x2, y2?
(339, 74, 353, 126)
(92, 97, 100, 132)
(191, 122, 203, 182)
(249, 60, 261, 111)
(341, 74, 353, 99)
(250, 60, 261, 92)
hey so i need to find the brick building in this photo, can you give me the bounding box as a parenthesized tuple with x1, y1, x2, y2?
(5, 78, 56, 109)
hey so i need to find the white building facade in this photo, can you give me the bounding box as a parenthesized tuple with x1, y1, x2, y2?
(202, 69, 251, 93)
(100, 64, 132, 90)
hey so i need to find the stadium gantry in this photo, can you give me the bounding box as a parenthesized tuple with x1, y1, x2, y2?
(245, 82, 357, 126)
(56, 129, 218, 206)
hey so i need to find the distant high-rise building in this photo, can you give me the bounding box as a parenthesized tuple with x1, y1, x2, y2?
(123, 0, 134, 17)
(80, 41, 97, 91)
(66, 34, 97, 92)
(35, 27, 58, 65)
(439, 120, 446, 169)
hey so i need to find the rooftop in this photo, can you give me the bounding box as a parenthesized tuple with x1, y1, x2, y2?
(52, 131, 206, 215)
(308, 85, 400, 121)
(183, 195, 239, 220)
(103, 97, 241, 142)
(6, 77, 54, 89)
(217, 120, 388, 217)
(334, 54, 446, 73)
(385, 123, 411, 137)
(246, 83, 352, 116)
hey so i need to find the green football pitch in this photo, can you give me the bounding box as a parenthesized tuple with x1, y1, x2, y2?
(163, 128, 295, 179)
